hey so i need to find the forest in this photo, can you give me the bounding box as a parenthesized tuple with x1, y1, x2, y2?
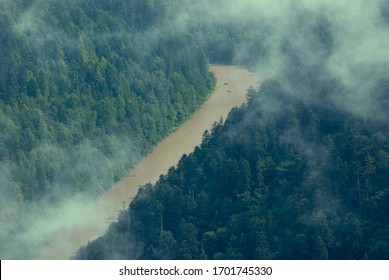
(76, 63, 389, 260)
(0, 0, 215, 259)
(1, 0, 389, 259)
(75, 0, 389, 259)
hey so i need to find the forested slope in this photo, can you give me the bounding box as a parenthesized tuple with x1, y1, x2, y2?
(76, 70, 389, 259)
(75, 0, 389, 259)
(0, 0, 215, 259)
(2, 0, 389, 260)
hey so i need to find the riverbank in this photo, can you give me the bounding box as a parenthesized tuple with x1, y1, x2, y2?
(37, 65, 259, 259)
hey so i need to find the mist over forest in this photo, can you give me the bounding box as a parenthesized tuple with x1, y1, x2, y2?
(1, 0, 388, 259)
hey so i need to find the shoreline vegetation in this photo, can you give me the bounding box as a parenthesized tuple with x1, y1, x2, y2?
(38, 65, 259, 259)
(1, 0, 388, 260)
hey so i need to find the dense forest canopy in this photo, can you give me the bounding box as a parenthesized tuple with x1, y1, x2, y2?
(75, 0, 389, 259)
(77, 77, 389, 259)
(0, 0, 215, 259)
(1, 0, 388, 259)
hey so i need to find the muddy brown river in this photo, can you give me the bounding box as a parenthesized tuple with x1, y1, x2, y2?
(37, 65, 259, 259)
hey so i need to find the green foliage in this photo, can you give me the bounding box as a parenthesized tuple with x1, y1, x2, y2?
(2, 0, 388, 261)
(0, 0, 216, 201)
(76, 70, 389, 260)
(0, 0, 215, 259)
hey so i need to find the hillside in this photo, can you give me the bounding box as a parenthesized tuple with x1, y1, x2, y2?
(1, 0, 389, 260)
(76, 73, 389, 260)
(74, 0, 389, 259)
(0, 0, 214, 259)
(37, 65, 258, 259)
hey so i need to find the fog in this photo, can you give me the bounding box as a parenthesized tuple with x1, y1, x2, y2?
(178, 0, 389, 238)
(230, 0, 389, 122)
(0, 134, 140, 258)
(1, 0, 388, 259)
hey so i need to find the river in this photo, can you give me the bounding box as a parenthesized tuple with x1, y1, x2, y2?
(37, 65, 259, 259)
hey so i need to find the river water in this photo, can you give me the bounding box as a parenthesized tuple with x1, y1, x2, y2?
(37, 65, 259, 259)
